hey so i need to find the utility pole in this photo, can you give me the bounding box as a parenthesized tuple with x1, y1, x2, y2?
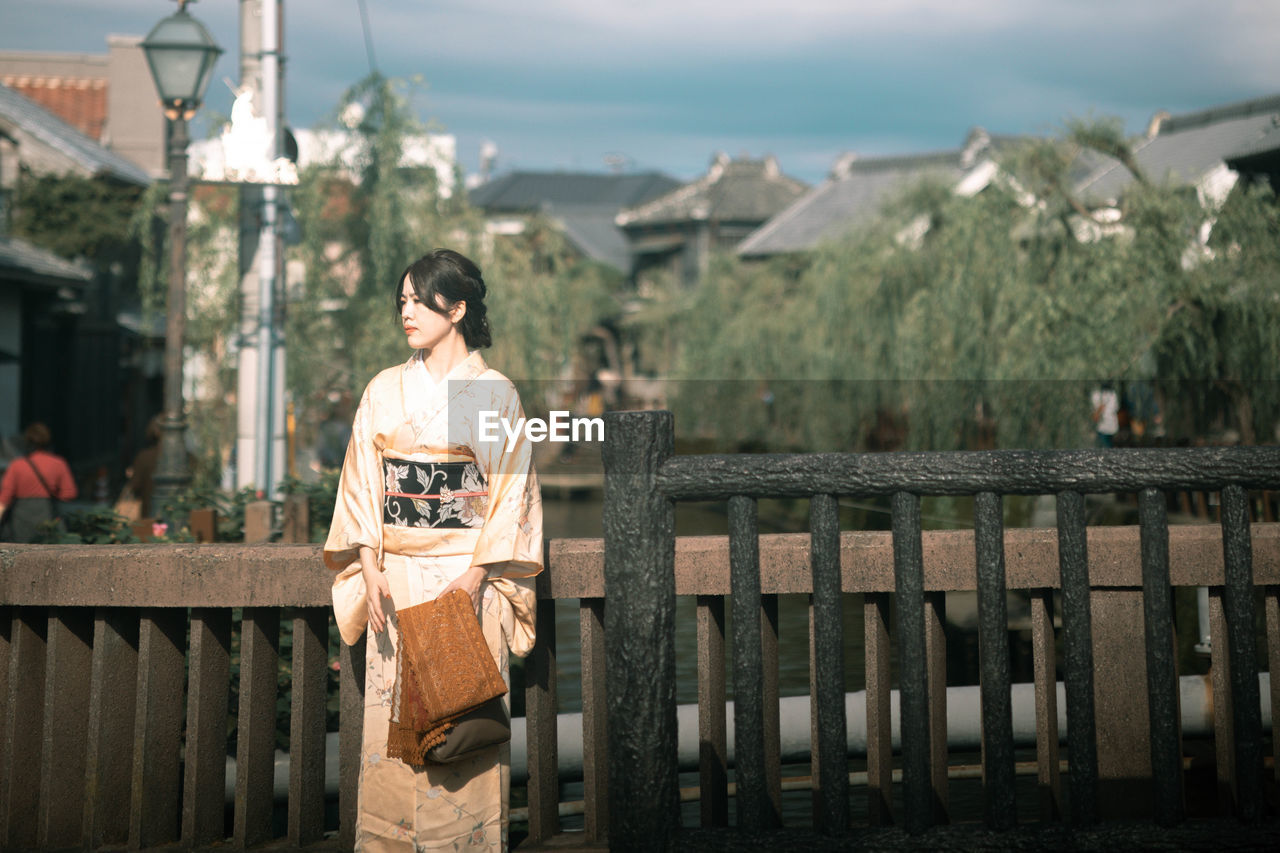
(234, 0, 286, 496)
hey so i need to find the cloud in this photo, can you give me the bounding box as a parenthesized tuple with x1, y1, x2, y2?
(5, 0, 1280, 183)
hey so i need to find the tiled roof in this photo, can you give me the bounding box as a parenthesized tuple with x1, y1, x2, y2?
(738, 149, 966, 256)
(1226, 120, 1280, 162)
(0, 233, 92, 289)
(616, 154, 808, 228)
(1076, 94, 1280, 203)
(1, 75, 107, 140)
(736, 129, 1120, 257)
(0, 83, 150, 185)
(468, 170, 679, 211)
(550, 205, 634, 273)
(468, 170, 680, 271)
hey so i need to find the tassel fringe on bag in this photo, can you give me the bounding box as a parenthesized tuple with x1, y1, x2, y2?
(387, 588, 509, 765)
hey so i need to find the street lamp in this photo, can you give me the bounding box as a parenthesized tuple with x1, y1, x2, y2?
(141, 1, 222, 513)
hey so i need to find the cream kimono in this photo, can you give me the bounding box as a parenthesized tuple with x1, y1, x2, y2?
(324, 350, 542, 851)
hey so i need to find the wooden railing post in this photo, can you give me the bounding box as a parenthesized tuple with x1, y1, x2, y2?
(809, 493, 847, 833)
(1138, 489, 1183, 826)
(525, 589, 559, 843)
(975, 492, 1016, 829)
(580, 597, 609, 840)
(729, 494, 775, 832)
(892, 491, 932, 834)
(603, 410, 678, 849)
(1056, 490, 1097, 825)
(1219, 484, 1262, 819)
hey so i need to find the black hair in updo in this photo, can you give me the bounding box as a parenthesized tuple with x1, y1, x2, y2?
(394, 248, 492, 349)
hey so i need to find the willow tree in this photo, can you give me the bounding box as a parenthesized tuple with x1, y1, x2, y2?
(289, 73, 619, 434)
(288, 73, 469, 409)
(481, 219, 622, 411)
(120, 72, 621, 487)
(652, 123, 1280, 451)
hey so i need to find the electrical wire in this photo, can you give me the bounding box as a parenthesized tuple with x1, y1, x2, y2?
(356, 0, 378, 74)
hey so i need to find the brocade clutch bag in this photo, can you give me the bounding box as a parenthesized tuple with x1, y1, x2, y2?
(387, 588, 509, 765)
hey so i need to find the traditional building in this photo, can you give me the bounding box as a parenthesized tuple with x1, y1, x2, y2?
(0, 37, 166, 176)
(736, 130, 1037, 258)
(0, 235, 92, 443)
(468, 170, 679, 275)
(1076, 93, 1280, 206)
(741, 93, 1280, 260)
(616, 152, 807, 284)
(0, 82, 152, 482)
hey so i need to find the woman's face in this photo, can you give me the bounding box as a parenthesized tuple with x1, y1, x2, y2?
(400, 277, 462, 351)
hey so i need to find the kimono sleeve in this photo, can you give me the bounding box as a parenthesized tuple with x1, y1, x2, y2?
(322, 382, 383, 644)
(470, 379, 543, 580)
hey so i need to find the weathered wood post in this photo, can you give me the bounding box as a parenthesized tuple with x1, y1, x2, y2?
(974, 491, 1016, 829)
(1056, 490, 1098, 825)
(729, 493, 774, 832)
(892, 491, 932, 834)
(809, 492, 848, 833)
(1138, 488, 1183, 826)
(603, 411, 678, 849)
(1219, 483, 1262, 819)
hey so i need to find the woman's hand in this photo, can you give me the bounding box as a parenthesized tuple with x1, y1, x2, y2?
(439, 564, 488, 612)
(360, 547, 392, 634)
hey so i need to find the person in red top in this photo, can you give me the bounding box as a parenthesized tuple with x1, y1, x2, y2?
(0, 422, 77, 543)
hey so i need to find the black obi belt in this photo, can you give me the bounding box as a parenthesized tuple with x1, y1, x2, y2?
(383, 458, 488, 529)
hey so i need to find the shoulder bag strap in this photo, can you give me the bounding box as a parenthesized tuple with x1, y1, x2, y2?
(23, 455, 56, 499)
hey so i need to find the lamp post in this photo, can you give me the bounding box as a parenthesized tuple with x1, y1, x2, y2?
(141, 0, 222, 514)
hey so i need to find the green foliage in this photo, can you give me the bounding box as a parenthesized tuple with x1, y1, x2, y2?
(38, 505, 139, 544)
(289, 73, 474, 405)
(159, 484, 267, 542)
(11, 170, 145, 265)
(642, 121, 1280, 451)
(134, 71, 625, 487)
(286, 73, 620, 444)
(483, 218, 622, 407)
(1065, 116, 1148, 186)
(128, 179, 241, 489)
(127, 182, 171, 319)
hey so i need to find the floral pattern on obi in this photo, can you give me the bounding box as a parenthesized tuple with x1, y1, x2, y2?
(383, 458, 488, 529)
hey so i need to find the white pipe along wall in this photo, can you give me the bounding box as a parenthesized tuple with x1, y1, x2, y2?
(237, 672, 1271, 801)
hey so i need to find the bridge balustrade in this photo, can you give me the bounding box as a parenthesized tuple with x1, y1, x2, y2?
(2, 410, 1279, 849)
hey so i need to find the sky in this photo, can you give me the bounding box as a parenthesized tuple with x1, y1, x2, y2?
(3, 0, 1280, 185)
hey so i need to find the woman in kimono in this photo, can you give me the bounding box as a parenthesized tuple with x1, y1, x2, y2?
(324, 249, 543, 850)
